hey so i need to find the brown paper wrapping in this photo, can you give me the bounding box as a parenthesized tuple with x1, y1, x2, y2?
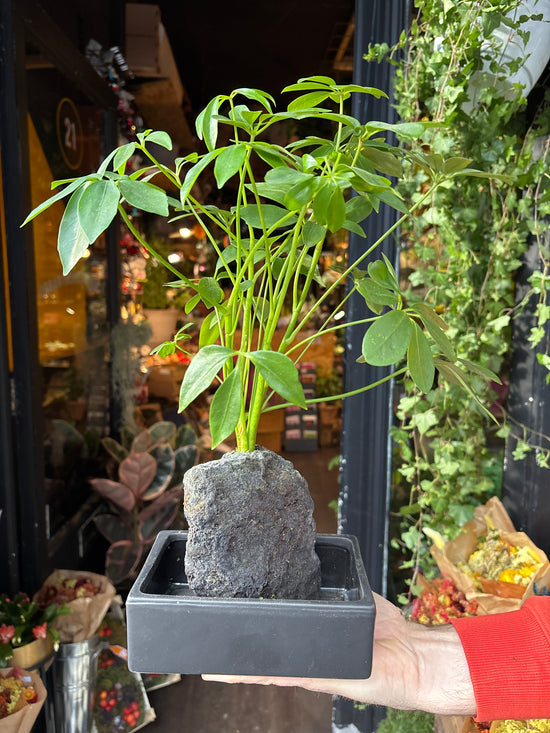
(10, 638, 54, 671)
(35, 570, 116, 643)
(430, 498, 550, 615)
(0, 669, 46, 733)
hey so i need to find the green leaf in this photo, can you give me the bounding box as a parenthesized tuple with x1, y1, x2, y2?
(442, 157, 473, 175)
(214, 144, 247, 188)
(458, 358, 501, 384)
(248, 351, 306, 407)
(179, 345, 235, 410)
(345, 194, 373, 223)
(356, 278, 398, 312)
(368, 259, 397, 290)
(118, 179, 169, 215)
(239, 204, 295, 229)
(113, 143, 136, 172)
(409, 303, 456, 362)
(232, 87, 275, 111)
(407, 323, 435, 393)
(184, 292, 201, 314)
(57, 186, 92, 275)
(361, 147, 403, 178)
(209, 367, 242, 447)
(180, 150, 220, 203)
(367, 120, 425, 138)
(314, 182, 346, 232)
(198, 311, 221, 348)
(196, 95, 222, 151)
(283, 175, 318, 210)
(287, 91, 330, 111)
(145, 131, 173, 150)
(77, 179, 120, 243)
(198, 277, 224, 307)
(362, 310, 413, 366)
(21, 177, 85, 227)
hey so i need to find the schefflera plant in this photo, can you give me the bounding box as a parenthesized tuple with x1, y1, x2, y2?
(23, 76, 498, 452)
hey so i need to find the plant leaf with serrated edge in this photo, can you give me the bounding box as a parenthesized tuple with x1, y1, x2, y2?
(179, 345, 235, 410)
(248, 351, 306, 407)
(362, 310, 413, 366)
(407, 322, 435, 393)
(209, 367, 242, 447)
(77, 179, 119, 243)
(58, 186, 92, 275)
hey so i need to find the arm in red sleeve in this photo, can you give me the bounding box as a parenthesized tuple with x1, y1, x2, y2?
(450, 596, 550, 721)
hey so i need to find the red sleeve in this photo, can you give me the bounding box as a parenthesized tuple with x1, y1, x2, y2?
(450, 596, 550, 721)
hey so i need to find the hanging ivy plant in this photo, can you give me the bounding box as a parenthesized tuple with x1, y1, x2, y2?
(365, 0, 550, 593)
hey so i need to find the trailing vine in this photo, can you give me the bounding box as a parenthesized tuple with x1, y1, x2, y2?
(365, 0, 550, 593)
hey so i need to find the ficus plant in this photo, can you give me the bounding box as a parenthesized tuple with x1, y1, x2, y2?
(91, 421, 198, 585)
(23, 76, 500, 450)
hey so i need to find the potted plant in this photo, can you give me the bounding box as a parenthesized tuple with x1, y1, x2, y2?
(23, 76, 499, 677)
(0, 592, 69, 669)
(91, 421, 198, 587)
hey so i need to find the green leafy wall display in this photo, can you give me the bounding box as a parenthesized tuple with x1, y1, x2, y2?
(365, 0, 550, 591)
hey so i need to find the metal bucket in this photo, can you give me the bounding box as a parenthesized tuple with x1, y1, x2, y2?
(45, 635, 100, 733)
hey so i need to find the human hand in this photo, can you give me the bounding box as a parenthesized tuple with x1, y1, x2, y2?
(202, 593, 476, 716)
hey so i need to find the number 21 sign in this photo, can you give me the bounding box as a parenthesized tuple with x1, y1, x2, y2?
(56, 97, 83, 171)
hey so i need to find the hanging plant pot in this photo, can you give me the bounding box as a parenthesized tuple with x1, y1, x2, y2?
(125, 530, 375, 679)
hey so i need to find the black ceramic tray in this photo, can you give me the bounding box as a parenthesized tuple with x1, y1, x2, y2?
(126, 530, 375, 679)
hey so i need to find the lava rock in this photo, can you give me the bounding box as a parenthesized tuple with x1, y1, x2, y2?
(183, 448, 321, 599)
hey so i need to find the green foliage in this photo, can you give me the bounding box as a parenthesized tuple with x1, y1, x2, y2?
(24, 76, 501, 453)
(0, 591, 70, 667)
(366, 0, 550, 583)
(375, 707, 434, 733)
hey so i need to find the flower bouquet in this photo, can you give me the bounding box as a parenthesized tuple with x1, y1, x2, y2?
(428, 497, 550, 615)
(0, 593, 69, 669)
(0, 667, 47, 733)
(34, 570, 116, 643)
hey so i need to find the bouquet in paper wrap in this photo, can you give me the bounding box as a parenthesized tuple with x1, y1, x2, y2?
(34, 570, 116, 643)
(0, 667, 46, 733)
(428, 497, 550, 615)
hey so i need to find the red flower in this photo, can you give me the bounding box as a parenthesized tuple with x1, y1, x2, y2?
(0, 625, 14, 644)
(32, 623, 47, 639)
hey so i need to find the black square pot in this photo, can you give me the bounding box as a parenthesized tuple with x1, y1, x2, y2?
(126, 530, 375, 679)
